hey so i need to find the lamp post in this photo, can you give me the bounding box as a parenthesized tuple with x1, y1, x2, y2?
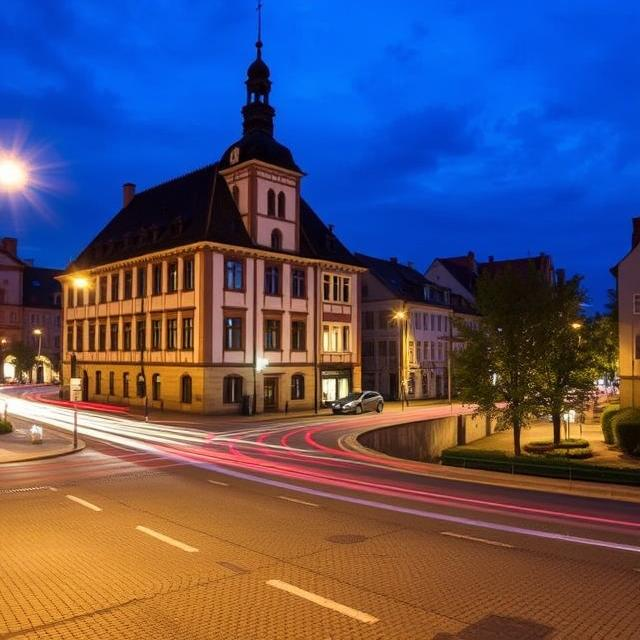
(393, 307, 408, 410)
(33, 329, 43, 384)
(0, 338, 7, 383)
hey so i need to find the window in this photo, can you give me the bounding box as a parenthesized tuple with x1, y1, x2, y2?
(88, 323, 95, 352)
(291, 320, 306, 351)
(271, 229, 282, 250)
(137, 267, 147, 297)
(265, 265, 280, 295)
(123, 270, 133, 299)
(88, 287, 95, 305)
(291, 374, 304, 400)
(108, 372, 115, 395)
(98, 325, 106, 351)
(67, 286, 74, 308)
(342, 326, 350, 352)
(99, 276, 107, 303)
(362, 341, 375, 357)
(123, 322, 132, 350)
(167, 262, 178, 293)
(136, 374, 146, 398)
(323, 324, 349, 352)
(109, 323, 119, 350)
(225, 259, 244, 290)
(292, 269, 306, 298)
(152, 374, 161, 401)
(183, 258, 194, 290)
(111, 274, 119, 301)
(77, 288, 85, 306)
(635, 335, 640, 359)
(167, 318, 178, 350)
(223, 375, 243, 403)
(378, 341, 387, 358)
(136, 320, 146, 351)
(634, 294, 640, 315)
(75, 323, 84, 352)
(152, 264, 162, 295)
(409, 340, 415, 363)
(123, 372, 130, 398)
(322, 274, 351, 303)
(362, 311, 374, 330)
(264, 318, 281, 350)
(277, 191, 286, 218)
(181, 375, 192, 404)
(95, 371, 102, 395)
(224, 317, 243, 350)
(232, 185, 240, 205)
(151, 319, 161, 350)
(267, 188, 276, 216)
(182, 317, 193, 350)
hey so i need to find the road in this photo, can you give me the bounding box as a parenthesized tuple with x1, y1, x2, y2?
(0, 387, 639, 639)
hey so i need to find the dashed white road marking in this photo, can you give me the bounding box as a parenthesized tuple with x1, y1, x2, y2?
(66, 495, 102, 512)
(441, 531, 513, 548)
(266, 579, 379, 624)
(278, 495, 319, 507)
(207, 479, 229, 487)
(135, 525, 199, 553)
(49, 487, 58, 492)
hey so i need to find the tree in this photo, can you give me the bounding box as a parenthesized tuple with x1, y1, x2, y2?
(536, 276, 598, 445)
(454, 266, 550, 455)
(11, 342, 36, 383)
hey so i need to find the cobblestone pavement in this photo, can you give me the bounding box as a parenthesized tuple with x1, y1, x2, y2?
(1, 460, 639, 640)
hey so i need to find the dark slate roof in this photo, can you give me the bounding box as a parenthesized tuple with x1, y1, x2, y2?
(357, 253, 452, 307)
(437, 256, 478, 294)
(69, 163, 253, 270)
(23, 266, 62, 308)
(219, 129, 302, 173)
(68, 162, 359, 271)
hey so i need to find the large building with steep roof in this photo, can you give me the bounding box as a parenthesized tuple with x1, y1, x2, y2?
(60, 37, 364, 414)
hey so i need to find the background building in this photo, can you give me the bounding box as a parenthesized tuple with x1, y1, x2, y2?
(0, 237, 62, 382)
(60, 39, 363, 414)
(358, 254, 476, 401)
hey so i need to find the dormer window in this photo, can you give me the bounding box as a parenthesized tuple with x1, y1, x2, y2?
(267, 189, 276, 216)
(277, 191, 285, 219)
(271, 229, 282, 250)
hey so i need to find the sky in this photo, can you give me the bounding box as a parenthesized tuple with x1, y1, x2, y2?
(1, 1, 639, 309)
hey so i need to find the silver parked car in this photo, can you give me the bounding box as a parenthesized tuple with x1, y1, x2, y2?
(331, 391, 384, 415)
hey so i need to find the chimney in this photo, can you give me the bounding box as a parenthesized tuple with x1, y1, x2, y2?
(1, 237, 17, 256)
(488, 255, 494, 263)
(390, 257, 398, 263)
(632, 218, 640, 249)
(123, 182, 136, 207)
(407, 260, 415, 270)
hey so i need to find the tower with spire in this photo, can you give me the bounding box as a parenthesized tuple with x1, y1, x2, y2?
(220, 2, 304, 253)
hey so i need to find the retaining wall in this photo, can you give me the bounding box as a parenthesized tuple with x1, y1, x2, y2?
(357, 413, 496, 462)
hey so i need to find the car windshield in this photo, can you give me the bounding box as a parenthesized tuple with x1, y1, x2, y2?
(337, 393, 361, 402)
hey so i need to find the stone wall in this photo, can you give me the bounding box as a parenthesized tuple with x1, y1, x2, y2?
(357, 413, 496, 462)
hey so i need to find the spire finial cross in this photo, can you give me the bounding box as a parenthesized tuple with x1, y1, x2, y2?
(256, 1, 263, 45)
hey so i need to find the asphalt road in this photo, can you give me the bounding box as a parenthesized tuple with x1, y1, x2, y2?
(0, 387, 639, 639)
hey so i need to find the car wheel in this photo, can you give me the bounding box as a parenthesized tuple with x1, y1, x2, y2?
(355, 405, 363, 415)
(376, 402, 383, 413)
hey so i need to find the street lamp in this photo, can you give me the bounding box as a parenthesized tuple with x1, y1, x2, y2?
(0, 337, 7, 383)
(33, 328, 43, 358)
(393, 308, 408, 410)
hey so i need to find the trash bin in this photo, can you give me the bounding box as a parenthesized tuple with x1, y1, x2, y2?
(241, 394, 253, 416)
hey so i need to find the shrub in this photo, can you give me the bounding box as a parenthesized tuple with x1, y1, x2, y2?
(524, 441, 554, 454)
(601, 404, 620, 444)
(0, 419, 13, 434)
(564, 447, 593, 459)
(615, 420, 640, 456)
(555, 438, 590, 449)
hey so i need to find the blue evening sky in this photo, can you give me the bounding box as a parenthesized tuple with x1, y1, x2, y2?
(2, 1, 639, 308)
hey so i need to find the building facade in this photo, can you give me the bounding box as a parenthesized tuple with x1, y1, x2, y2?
(60, 39, 363, 414)
(615, 217, 640, 408)
(358, 254, 476, 401)
(0, 237, 62, 382)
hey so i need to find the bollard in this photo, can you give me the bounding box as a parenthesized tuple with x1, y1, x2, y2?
(30, 424, 43, 445)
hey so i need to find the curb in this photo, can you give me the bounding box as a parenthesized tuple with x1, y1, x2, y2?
(339, 429, 640, 505)
(0, 440, 86, 465)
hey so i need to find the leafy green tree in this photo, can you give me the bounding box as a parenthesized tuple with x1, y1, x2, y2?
(454, 267, 550, 455)
(11, 342, 36, 382)
(536, 276, 597, 445)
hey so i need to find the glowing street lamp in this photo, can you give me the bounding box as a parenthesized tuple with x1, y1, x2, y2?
(33, 328, 43, 358)
(0, 156, 29, 192)
(393, 307, 409, 409)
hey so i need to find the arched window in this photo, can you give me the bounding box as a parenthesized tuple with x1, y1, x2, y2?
(181, 374, 192, 404)
(270, 229, 282, 250)
(223, 375, 243, 404)
(277, 191, 286, 218)
(232, 185, 240, 205)
(136, 373, 146, 398)
(267, 189, 276, 216)
(291, 374, 305, 400)
(95, 370, 102, 395)
(152, 373, 161, 401)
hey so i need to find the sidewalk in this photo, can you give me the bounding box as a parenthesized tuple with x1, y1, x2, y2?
(0, 418, 84, 464)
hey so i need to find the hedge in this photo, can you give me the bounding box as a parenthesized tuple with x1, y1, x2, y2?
(0, 419, 12, 434)
(615, 419, 640, 456)
(601, 404, 620, 444)
(441, 447, 640, 485)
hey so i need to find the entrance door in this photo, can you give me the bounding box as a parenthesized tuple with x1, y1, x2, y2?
(263, 377, 278, 411)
